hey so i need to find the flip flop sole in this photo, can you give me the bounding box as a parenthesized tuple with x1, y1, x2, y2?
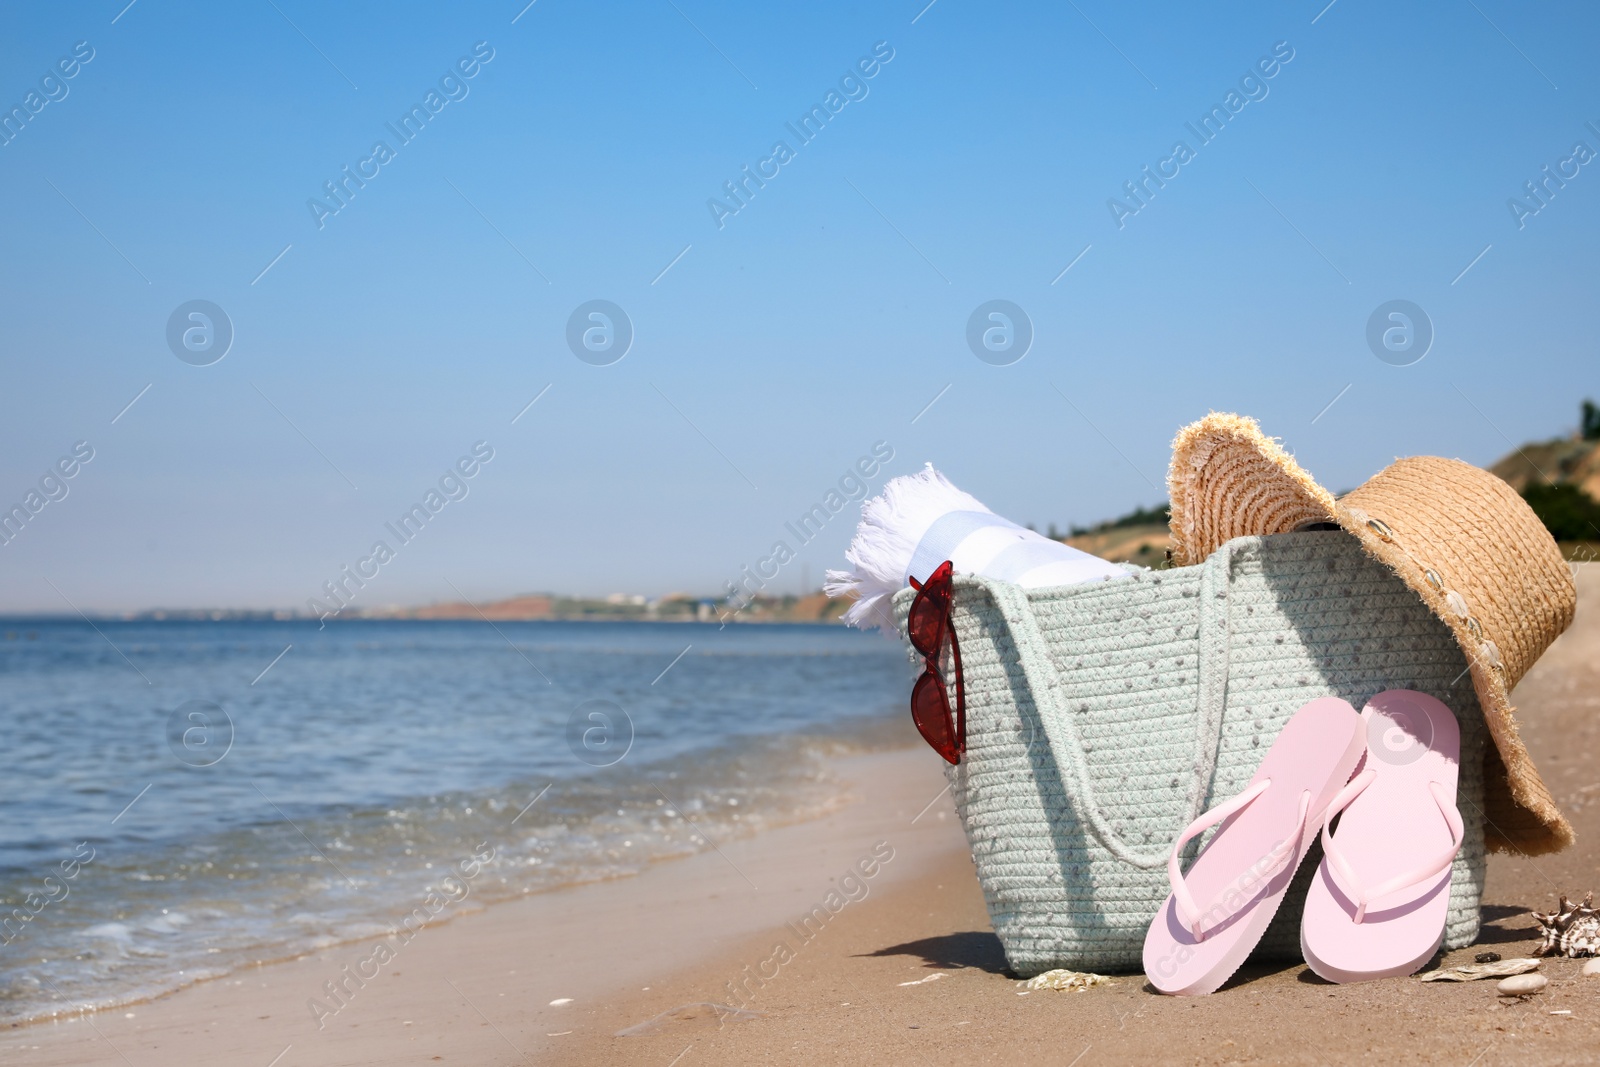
(1301, 690, 1461, 983)
(1143, 697, 1366, 996)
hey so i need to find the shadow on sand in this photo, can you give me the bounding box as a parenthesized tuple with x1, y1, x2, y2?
(859, 931, 1012, 975)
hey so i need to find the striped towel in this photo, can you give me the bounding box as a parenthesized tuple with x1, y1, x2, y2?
(825, 463, 1127, 630)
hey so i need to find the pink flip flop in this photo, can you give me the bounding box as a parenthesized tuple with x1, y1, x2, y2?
(1144, 697, 1366, 996)
(1301, 690, 1464, 983)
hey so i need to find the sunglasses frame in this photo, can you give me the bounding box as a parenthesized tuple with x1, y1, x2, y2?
(908, 560, 964, 765)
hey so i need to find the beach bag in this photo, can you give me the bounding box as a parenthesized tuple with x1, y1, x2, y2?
(892, 530, 1488, 976)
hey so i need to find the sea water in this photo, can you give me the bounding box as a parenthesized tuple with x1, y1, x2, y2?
(0, 618, 909, 1023)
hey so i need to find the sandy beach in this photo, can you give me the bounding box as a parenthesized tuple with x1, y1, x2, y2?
(5, 568, 1597, 1066)
(546, 563, 1600, 1067)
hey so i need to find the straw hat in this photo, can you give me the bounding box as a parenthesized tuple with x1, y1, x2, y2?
(1167, 412, 1577, 856)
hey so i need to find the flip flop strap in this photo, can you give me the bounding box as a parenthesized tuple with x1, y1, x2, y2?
(1320, 775, 1464, 924)
(1167, 779, 1309, 940)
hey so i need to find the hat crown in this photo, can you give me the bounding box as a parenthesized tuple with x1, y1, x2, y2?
(1340, 456, 1575, 690)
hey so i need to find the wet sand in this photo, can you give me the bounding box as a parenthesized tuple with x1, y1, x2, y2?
(0, 747, 968, 1067)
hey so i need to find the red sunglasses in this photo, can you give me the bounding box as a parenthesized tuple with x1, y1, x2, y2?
(908, 560, 964, 765)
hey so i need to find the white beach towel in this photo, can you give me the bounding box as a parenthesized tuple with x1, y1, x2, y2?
(824, 463, 1127, 629)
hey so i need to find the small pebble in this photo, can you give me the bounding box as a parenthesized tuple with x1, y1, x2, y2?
(1583, 958, 1600, 976)
(1497, 973, 1548, 996)
(1475, 952, 1502, 963)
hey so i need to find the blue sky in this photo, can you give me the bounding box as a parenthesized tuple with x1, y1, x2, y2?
(1, 0, 1596, 612)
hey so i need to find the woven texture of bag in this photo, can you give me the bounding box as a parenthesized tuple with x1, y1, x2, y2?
(892, 531, 1487, 976)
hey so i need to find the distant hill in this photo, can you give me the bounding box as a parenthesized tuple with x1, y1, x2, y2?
(370, 591, 850, 624)
(1064, 522, 1171, 569)
(1489, 436, 1600, 499)
(1487, 400, 1600, 546)
(406, 595, 555, 620)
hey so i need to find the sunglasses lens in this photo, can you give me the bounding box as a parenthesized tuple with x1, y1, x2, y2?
(907, 592, 944, 654)
(911, 671, 959, 765)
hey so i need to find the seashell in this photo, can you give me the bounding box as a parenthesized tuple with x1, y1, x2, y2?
(1583, 958, 1600, 976)
(1497, 972, 1548, 996)
(1020, 969, 1112, 992)
(1475, 952, 1502, 964)
(1530, 891, 1600, 958)
(1420, 958, 1540, 982)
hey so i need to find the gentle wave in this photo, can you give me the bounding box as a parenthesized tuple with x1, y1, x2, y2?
(0, 619, 912, 1024)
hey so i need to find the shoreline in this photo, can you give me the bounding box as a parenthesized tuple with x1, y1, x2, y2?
(0, 747, 966, 1066)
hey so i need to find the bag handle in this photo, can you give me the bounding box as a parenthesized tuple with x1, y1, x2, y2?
(965, 540, 1234, 869)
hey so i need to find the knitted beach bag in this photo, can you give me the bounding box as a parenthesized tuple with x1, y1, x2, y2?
(893, 531, 1488, 976)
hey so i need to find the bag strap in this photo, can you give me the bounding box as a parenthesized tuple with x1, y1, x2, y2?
(967, 540, 1235, 869)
